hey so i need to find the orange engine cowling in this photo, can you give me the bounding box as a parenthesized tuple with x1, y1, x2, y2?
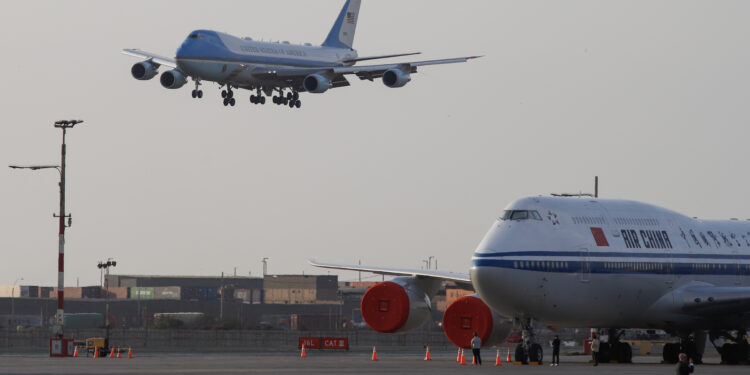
(360, 280, 432, 333)
(442, 295, 512, 348)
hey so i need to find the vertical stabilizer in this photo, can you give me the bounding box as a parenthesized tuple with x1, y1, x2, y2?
(322, 0, 361, 49)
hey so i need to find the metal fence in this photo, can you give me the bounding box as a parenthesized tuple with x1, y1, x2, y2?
(1, 328, 455, 352)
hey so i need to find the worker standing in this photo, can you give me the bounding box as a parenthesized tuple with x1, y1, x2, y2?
(591, 333, 600, 366)
(551, 335, 561, 366)
(470, 332, 482, 365)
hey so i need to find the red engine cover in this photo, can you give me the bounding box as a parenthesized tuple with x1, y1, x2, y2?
(360, 281, 410, 333)
(442, 295, 494, 348)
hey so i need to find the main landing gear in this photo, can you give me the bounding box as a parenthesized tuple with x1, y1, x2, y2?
(272, 89, 301, 109)
(513, 319, 543, 364)
(707, 330, 749, 364)
(249, 88, 266, 105)
(221, 86, 236, 106)
(594, 328, 633, 363)
(191, 80, 203, 99)
(663, 331, 706, 364)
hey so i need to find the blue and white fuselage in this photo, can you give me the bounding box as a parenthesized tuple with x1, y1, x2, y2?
(123, 0, 479, 108)
(471, 196, 750, 330)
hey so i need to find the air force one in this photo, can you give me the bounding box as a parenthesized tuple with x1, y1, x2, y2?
(311, 195, 750, 364)
(122, 0, 478, 109)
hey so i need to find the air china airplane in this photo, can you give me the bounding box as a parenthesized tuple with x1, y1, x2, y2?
(122, 0, 478, 109)
(312, 195, 750, 364)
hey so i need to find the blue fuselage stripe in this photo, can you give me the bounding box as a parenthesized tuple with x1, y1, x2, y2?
(472, 258, 750, 276)
(473, 251, 750, 260)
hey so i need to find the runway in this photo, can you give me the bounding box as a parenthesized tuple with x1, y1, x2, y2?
(1, 352, 747, 375)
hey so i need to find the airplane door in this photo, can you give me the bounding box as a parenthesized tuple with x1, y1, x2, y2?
(579, 247, 591, 283)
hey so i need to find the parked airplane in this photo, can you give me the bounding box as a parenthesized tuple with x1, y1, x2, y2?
(122, 0, 478, 109)
(312, 195, 750, 364)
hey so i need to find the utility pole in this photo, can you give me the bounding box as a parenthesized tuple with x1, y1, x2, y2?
(220, 272, 224, 321)
(97, 259, 116, 353)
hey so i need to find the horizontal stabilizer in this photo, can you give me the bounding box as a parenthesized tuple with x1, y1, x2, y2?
(342, 52, 421, 63)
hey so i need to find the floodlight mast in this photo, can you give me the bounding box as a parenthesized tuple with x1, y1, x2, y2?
(8, 119, 82, 338)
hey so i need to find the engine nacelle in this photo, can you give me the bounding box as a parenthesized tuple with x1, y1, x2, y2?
(360, 278, 432, 333)
(160, 69, 188, 89)
(382, 69, 411, 88)
(131, 61, 159, 80)
(303, 74, 332, 93)
(442, 295, 513, 348)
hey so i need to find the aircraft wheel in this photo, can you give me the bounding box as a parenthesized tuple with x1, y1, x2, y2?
(286, 92, 293, 100)
(514, 344, 526, 363)
(663, 343, 679, 363)
(617, 342, 632, 363)
(230, 98, 236, 106)
(293, 92, 299, 100)
(295, 100, 301, 108)
(529, 343, 543, 363)
(191, 90, 196, 98)
(197, 90, 203, 98)
(221, 90, 227, 98)
(260, 96, 266, 104)
(288, 100, 295, 108)
(223, 98, 228, 106)
(227, 90, 234, 99)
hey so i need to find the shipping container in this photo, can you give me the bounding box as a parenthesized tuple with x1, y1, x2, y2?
(181, 286, 199, 300)
(130, 287, 155, 300)
(154, 286, 181, 300)
(198, 287, 217, 301)
(20, 285, 39, 298)
(104, 286, 129, 299)
(154, 312, 204, 325)
(82, 286, 101, 299)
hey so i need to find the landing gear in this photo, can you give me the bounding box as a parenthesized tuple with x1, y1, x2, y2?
(250, 88, 266, 105)
(191, 80, 203, 98)
(272, 89, 301, 108)
(596, 329, 632, 363)
(221, 86, 235, 106)
(710, 329, 749, 364)
(513, 319, 543, 364)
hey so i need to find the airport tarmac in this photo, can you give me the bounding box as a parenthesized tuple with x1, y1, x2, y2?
(0, 352, 748, 375)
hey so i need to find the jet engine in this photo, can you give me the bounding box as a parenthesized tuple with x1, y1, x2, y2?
(131, 61, 159, 80)
(303, 74, 332, 93)
(382, 69, 411, 88)
(360, 277, 436, 333)
(160, 69, 188, 89)
(442, 295, 512, 348)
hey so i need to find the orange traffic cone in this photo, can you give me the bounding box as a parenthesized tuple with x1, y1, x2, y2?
(109, 347, 115, 358)
(301, 344, 307, 359)
(117, 347, 122, 358)
(93, 347, 99, 358)
(73, 346, 79, 357)
(460, 348, 466, 365)
(371, 346, 378, 361)
(471, 352, 477, 365)
(506, 348, 512, 363)
(424, 345, 431, 361)
(128, 346, 133, 359)
(456, 347, 461, 362)
(495, 349, 502, 366)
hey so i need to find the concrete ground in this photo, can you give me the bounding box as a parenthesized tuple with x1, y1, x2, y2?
(0, 352, 747, 375)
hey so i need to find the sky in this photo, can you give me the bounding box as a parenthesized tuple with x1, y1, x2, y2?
(1, 0, 750, 287)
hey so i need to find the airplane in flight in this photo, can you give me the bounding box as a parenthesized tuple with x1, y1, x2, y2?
(312, 194, 750, 364)
(122, 0, 479, 109)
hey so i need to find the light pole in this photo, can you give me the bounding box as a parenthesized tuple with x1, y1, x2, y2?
(9, 119, 82, 339)
(98, 259, 116, 352)
(262, 258, 269, 276)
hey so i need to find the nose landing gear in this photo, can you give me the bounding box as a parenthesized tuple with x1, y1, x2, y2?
(191, 80, 203, 98)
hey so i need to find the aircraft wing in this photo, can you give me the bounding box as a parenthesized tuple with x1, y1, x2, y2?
(309, 259, 472, 286)
(254, 56, 481, 83)
(677, 284, 750, 316)
(121, 48, 177, 69)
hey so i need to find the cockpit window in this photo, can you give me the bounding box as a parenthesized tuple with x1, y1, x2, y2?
(188, 34, 200, 39)
(499, 210, 543, 221)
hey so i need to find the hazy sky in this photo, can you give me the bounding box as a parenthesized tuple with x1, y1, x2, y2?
(2, 0, 750, 287)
